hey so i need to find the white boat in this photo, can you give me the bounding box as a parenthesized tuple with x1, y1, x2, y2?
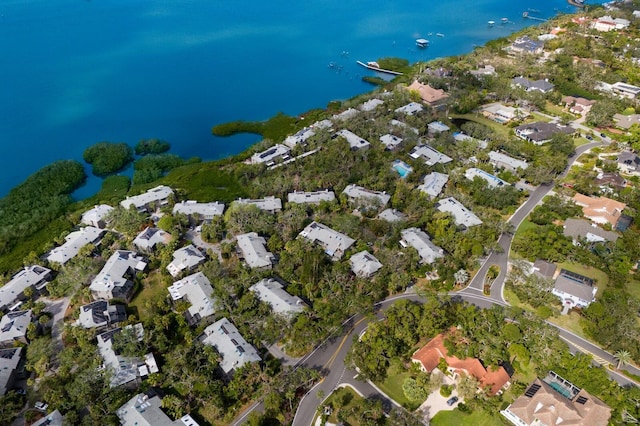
(416, 38, 429, 48)
(501, 17, 509, 23)
(488, 20, 495, 26)
(436, 33, 445, 37)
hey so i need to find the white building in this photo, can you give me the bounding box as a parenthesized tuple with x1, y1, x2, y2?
(77, 300, 127, 329)
(333, 108, 359, 121)
(133, 227, 171, 252)
(120, 185, 174, 213)
(172, 201, 225, 222)
(395, 102, 424, 115)
(342, 184, 391, 208)
(202, 318, 261, 374)
(409, 144, 453, 165)
(46, 226, 104, 265)
(236, 232, 275, 269)
(552, 269, 597, 310)
(488, 151, 529, 172)
(90, 251, 146, 302)
(117, 393, 200, 426)
(379, 134, 404, 150)
(427, 121, 450, 135)
(0, 310, 31, 346)
(284, 127, 316, 148)
(418, 172, 449, 198)
(166, 245, 206, 277)
(350, 251, 383, 277)
(359, 98, 384, 112)
(465, 168, 509, 188)
(0, 265, 51, 312)
(232, 196, 282, 213)
(298, 221, 355, 260)
(250, 144, 291, 165)
(390, 119, 419, 134)
(81, 204, 114, 228)
(400, 228, 444, 264)
(287, 190, 336, 204)
(168, 272, 217, 325)
(335, 129, 371, 150)
(249, 278, 306, 318)
(377, 208, 407, 223)
(436, 197, 483, 228)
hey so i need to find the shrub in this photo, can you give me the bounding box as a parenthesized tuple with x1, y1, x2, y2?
(440, 384, 453, 397)
(83, 142, 133, 176)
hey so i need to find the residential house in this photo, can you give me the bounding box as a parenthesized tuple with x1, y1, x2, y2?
(120, 185, 174, 213)
(488, 151, 529, 172)
(284, 127, 316, 148)
(409, 144, 453, 165)
(117, 392, 200, 426)
(563, 218, 619, 245)
(592, 15, 630, 31)
(501, 373, 611, 426)
(613, 113, 640, 130)
(287, 190, 336, 205)
(350, 250, 383, 277)
(436, 197, 483, 228)
(470, 64, 496, 77)
(427, 121, 450, 135)
(532, 259, 557, 279)
(552, 269, 597, 309)
(334, 129, 371, 150)
(508, 36, 544, 55)
(233, 196, 282, 214)
(379, 134, 404, 150)
(46, 226, 104, 265)
(562, 96, 595, 116)
(359, 98, 384, 112)
(452, 132, 488, 149)
(97, 324, 159, 388)
(617, 151, 640, 175)
(250, 144, 291, 165)
(32, 410, 65, 426)
(390, 119, 419, 134)
(236, 232, 275, 269)
(0, 310, 31, 347)
(249, 278, 306, 318)
(342, 184, 391, 208)
(172, 201, 225, 223)
(377, 208, 407, 223)
(572, 193, 626, 228)
(133, 227, 171, 252)
(394, 102, 424, 116)
(77, 300, 127, 329)
(166, 245, 206, 277)
(0, 265, 51, 312)
(400, 228, 444, 265)
(0, 348, 22, 396)
(411, 332, 511, 395)
(406, 81, 449, 107)
(201, 318, 261, 374)
(333, 108, 359, 121)
(514, 122, 575, 145)
(598, 81, 640, 99)
(594, 172, 627, 192)
(89, 251, 146, 302)
(298, 221, 355, 260)
(168, 272, 217, 325)
(481, 103, 530, 123)
(81, 204, 114, 228)
(512, 77, 555, 93)
(418, 172, 449, 198)
(465, 168, 509, 188)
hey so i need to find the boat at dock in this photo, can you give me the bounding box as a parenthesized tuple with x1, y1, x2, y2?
(416, 38, 429, 48)
(356, 60, 403, 76)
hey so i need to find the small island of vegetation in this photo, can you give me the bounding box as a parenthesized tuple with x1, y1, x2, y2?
(83, 141, 134, 176)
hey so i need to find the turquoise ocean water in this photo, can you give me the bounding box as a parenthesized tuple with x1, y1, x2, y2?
(0, 0, 587, 198)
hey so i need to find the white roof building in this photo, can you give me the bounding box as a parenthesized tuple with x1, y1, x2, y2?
(395, 102, 424, 115)
(333, 108, 359, 121)
(117, 393, 200, 426)
(77, 300, 127, 329)
(350, 251, 383, 277)
(428, 121, 450, 134)
(249, 278, 306, 318)
(120, 185, 174, 213)
(0, 310, 31, 346)
(202, 318, 261, 374)
(89, 251, 147, 302)
(465, 168, 510, 188)
(488, 151, 529, 172)
(359, 98, 384, 112)
(236, 233, 275, 269)
(377, 208, 407, 223)
(298, 221, 356, 260)
(250, 144, 291, 165)
(418, 172, 449, 198)
(168, 272, 217, 325)
(46, 226, 104, 265)
(335, 129, 371, 150)
(436, 197, 483, 228)
(481, 103, 529, 123)
(172, 201, 225, 221)
(400, 228, 444, 264)
(287, 190, 336, 204)
(166, 245, 206, 277)
(81, 204, 114, 228)
(284, 127, 316, 148)
(342, 184, 391, 207)
(233, 196, 282, 213)
(379, 134, 404, 150)
(0, 347, 22, 396)
(409, 144, 453, 165)
(133, 227, 171, 252)
(0, 265, 51, 312)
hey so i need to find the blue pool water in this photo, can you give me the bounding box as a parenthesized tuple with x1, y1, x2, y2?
(0, 0, 590, 198)
(393, 160, 413, 178)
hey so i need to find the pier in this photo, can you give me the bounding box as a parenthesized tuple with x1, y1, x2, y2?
(356, 61, 403, 76)
(522, 12, 547, 22)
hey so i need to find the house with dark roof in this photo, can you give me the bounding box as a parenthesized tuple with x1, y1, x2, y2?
(77, 300, 127, 329)
(594, 172, 627, 192)
(508, 36, 544, 55)
(515, 122, 575, 145)
(32, 410, 65, 426)
(501, 372, 611, 426)
(0, 347, 22, 396)
(563, 218, 619, 245)
(512, 76, 555, 93)
(617, 151, 640, 175)
(552, 269, 597, 310)
(532, 260, 557, 279)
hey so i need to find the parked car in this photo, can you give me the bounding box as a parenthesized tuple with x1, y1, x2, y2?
(585, 135, 593, 140)
(35, 401, 48, 411)
(446, 396, 459, 406)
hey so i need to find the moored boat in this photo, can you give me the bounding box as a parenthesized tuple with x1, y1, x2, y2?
(416, 38, 429, 48)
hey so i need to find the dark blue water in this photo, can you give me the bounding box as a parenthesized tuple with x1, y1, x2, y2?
(0, 0, 585, 198)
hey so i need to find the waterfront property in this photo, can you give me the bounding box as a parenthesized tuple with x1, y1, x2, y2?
(287, 190, 336, 204)
(379, 134, 404, 150)
(507, 36, 544, 55)
(359, 98, 384, 112)
(334, 129, 371, 150)
(81, 204, 114, 228)
(172, 200, 225, 223)
(0, 348, 22, 396)
(514, 122, 575, 145)
(232, 196, 282, 213)
(90, 251, 147, 302)
(166, 245, 206, 278)
(120, 185, 174, 213)
(488, 151, 529, 172)
(501, 372, 611, 426)
(284, 127, 316, 148)
(592, 15, 630, 32)
(77, 300, 127, 330)
(406, 81, 449, 107)
(465, 167, 509, 188)
(418, 172, 449, 199)
(0, 265, 52, 312)
(133, 227, 172, 252)
(249, 278, 306, 318)
(298, 221, 355, 260)
(349, 250, 383, 278)
(201, 318, 261, 374)
(552, 269, 597, 310)
(117, 392, 200, 426)
(46, 226, 104, 265)
(342, 184, 391, 208)
(250, 144, 291, 165)
(400, 227, 444, 265)
(236, 232, 275, 269)
(392, 160, 413, 178)
(31, 410, 65, 426)
(0, 310, 31, 347)
(409, 144, 453, 165)
(168, 272, 217, 326)
(572, 193, 626, 229)
(436, 197, 483, 228)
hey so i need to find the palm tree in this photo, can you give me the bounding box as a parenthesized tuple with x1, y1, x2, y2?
(615, 349, 632, 369)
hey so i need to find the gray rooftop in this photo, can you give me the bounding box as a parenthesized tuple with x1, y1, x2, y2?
(0, 265, 51, 311)
(335, 129, 371, 150)
(342, 184, 391, 207)
(395, 102, 424, 115)
(81, 204, 114, 228)
(298, 221, 356, 260)
(390, 119, 419, 134)
(250, 144, 291, 165)
(0, 348, 22, 396)
(489, 151, 529, 171)
(409, 144, 453, 165)
(359, 98, 384, 112)
(284, 127, 316, 148)
(117, 393, 199, 426)
(515, 122, 574, 144)
(202, 318, 261, 374)
(379, 134, 404, 150)
(563, 218, 619, 243)
(418, 172, 449, 198)
(90, 251, 146, 301)
(400, 228, 444, 264)
(236, 232, 275, 269)
(168, 272, 217, 323)
(287, 190, 336, 204)
(533, 259, 557, 279)
(0, 310, 31, 345)
(233, 196, 282, 213)
(554, 270, 596, 304)
(120, 185, 174, 211)
(133, 227, 171, 252)
(172, 201, 225, 219)
(31, 410, 65, 426)
(166, 245, 206, 277)
(436, 197, 483, 228)
(46, 226, 104, 265)
(77, 300, 127, 329)
(377, 208, 407, 223)
(350, 250, 383, 277)
(512, 76, 555, 92)
(249, 278, 306, 317)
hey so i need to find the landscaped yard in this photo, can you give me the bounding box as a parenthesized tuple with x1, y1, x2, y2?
(128, 270, 172, 321)
(449, 113, 511, 138)
(513, 218, 536, 241)
(431, 408, 507, 426)
(315, 386, 364, 425)
(375, 362, 418, 409)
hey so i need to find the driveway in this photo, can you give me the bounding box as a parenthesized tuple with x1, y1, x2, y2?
(417, 372, 460, 420)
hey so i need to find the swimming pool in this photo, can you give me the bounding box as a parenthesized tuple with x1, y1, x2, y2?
(392, 160, 413, 178)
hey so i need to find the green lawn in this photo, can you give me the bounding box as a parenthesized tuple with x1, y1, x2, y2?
(431, 408, 507, 426)
(315, 386, 365, 425)
(375, 363, 417, 409)
(530, 112, 553, 123)
(625, 278, 640, 301)
(128, 270, 172, 321)
(449, 113, 511, 138)
(513, 219, 536, 241)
